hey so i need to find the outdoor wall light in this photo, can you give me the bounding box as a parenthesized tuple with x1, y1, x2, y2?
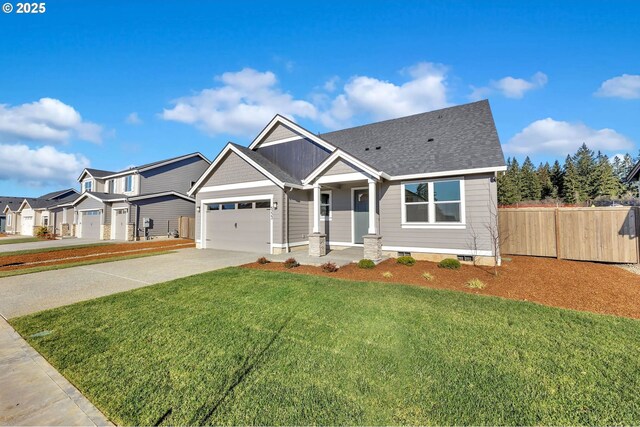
(196, 206, 201, 213)
(273, 202, 278, 210)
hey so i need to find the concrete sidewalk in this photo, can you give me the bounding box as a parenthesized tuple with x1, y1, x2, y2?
(0, 318, 112, 426)
(0, 248, 261, 319)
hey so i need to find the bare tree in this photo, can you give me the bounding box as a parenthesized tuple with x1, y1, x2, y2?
(486, 191, 509, 276)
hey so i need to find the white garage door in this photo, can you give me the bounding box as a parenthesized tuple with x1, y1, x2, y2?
(21, 215, 34, 236)
(80, 210, 101, 239)
(205, 200, 271, 253)
(113, 209, 128, 240)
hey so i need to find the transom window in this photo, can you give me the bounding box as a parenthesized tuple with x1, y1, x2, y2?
(124, 175, 134, 192)
(402, 179, 463, 225)
(320, 192, 331, 219)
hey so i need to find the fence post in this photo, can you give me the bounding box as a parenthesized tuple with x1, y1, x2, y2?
(555, 208, 561, 260)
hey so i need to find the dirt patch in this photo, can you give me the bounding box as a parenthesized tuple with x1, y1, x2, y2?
(244, 256, 640, 319)
(0, 239, 194, 271)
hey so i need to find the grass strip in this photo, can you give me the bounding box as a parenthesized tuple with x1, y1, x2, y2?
(0, 242, 115, 257)
(0, 237, 41, 245)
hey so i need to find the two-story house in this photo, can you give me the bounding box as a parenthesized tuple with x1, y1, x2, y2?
(72, 152, 210, 240)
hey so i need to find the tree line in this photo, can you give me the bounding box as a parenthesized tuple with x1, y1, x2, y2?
(498, 143, 639, 206)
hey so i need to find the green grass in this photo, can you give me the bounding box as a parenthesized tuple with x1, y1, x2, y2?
(0, 237, 40, 245)
(0, 251, 175, 278)
(11, 269, 640, 426)
(0, 242, 113, 257)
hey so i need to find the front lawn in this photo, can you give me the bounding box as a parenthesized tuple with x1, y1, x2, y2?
(11, 269, 640, 426)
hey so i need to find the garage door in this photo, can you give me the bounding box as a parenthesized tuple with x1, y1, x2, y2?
(21, 215, 34, 236)
(205, 199, 271, 253)
(113, 209, 128, 240)
(80, 210, 101, 239)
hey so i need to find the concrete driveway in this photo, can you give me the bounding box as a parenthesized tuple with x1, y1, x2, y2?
(0, 238, 106, 253)
(0, 248, 261, 319)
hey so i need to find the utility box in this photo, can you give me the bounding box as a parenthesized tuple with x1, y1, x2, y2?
(142, 217, 151, 228)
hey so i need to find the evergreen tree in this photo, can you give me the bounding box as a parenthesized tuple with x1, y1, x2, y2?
(520, 157, 542, 201)
(593, 153, 623, 198)
(572, 143, 597, 201)
(537, 162, 554, 199)
(550, 160, 563, 199)
(562, 155, 580, 204)
(497, 158, 521, 205)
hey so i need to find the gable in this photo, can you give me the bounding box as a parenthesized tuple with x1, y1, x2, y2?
(322, 159, 362, 176)
(256, 137, 331, 181)
(262, 123, 300, 144)
(201, 151, 269, 187)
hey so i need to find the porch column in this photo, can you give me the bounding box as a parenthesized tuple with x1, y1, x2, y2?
(368, 179, 376, 234)
(312, 183, 321, 233)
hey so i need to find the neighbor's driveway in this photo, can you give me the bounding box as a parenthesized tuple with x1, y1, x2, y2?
(0, 238, 106, 253)
(0, 248, 261, 319)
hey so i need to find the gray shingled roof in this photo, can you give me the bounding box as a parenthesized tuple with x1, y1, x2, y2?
(85, 168, 116, 178)
(319, 100, 505, 176)
(39, 188, 77, 201)
(0, 196, 27, 212)
(231, 143, 301, 185)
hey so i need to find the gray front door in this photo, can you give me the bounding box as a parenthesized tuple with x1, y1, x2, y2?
(353, 189, 369, 244)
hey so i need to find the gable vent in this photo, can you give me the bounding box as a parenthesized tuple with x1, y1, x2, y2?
(427, 138, 434, 142)
(375, 146, 381, 150)
(365, 147, 370, 151)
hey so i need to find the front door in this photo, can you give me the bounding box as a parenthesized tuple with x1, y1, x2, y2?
(353, 189, 369, 244)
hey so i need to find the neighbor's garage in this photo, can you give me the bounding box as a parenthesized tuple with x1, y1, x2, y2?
(204, 199, 271, 253)
(80, 210, 101, 239)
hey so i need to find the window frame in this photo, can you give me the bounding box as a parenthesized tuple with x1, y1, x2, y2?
(124, 175, 134, 193)
(320, 190, 332, 221)
(83, 180, 93, 192)
(6, 213, 11, 226)
(400, 177, 466, 229)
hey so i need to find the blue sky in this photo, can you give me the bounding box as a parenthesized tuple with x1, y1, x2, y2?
(0, 0, 638, 197)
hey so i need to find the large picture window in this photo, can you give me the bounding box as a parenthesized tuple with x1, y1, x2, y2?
(402, 179, 463, 226)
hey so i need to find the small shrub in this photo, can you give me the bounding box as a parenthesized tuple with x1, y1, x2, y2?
(256, 256, 270, 265)
(321, 262, 339, 273)
(35, 226, 50, 239)
(438, 258, 461, 270)
(396, 256, 416, 266)
(422, 272, 434, 281)
(357, 259, 375, 269)
(283, 257, 299, 269)
(466, 278, 486, 289)
(382, 271, 393, 278)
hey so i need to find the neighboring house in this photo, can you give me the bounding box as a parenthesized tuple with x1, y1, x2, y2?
(72, 152, 210, 240)
(1, 196, 27, 234)
(625, 161, 640, 195)
(3, 189, 79, 236)
(189, 100, 507, 265)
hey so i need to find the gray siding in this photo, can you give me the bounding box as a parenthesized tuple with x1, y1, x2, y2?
(287, 189, 309, 243)
(323, 159, 360, 176)
(195, 185, 284, 245)
(134, 196, 194, 238)
(256, 138, 331, 181)
(112, 201, 131, 223)
(203, 152, 267, 187)
(379, 173, 495, 253)
(75, 197, 104, 213)
(140, 156, 210, 195)
(262, 123, 299, 143)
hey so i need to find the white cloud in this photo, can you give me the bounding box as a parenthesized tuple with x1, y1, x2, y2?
(0, 98, 103, 144)
(0, 144, 90, 186)
(162, 68, 317, 136)
(470, 72, 548, 100)
(320, 62, 450, 128)
(503, 118, 634, 155)
(323, 76, 340, 92)
(595, 74, 640, 99)
(125, 112, 142, 125)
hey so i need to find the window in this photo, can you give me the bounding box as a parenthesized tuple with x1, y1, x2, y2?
(402, 179, 463, 225)
(124, 175, 134, 192)
(207, 203, 220, 210)
(6, 214, 11, 226)
(42, 216, 49, 226)
(83, 180, 92, 192)
(255, 201, 270, 209)
(320, 192, 331, 219)
(221, 203, 235, 210)
(238, 202, 252, 209)
(108, 179, 115, 193)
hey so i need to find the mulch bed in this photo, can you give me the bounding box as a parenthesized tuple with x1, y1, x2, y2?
(0, 239, 194, 271)
(244, 256, 640, 320)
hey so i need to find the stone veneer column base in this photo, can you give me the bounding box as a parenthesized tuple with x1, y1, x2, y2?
(126, 223, 136, 241)
(61, 223, 70, 237)
(363, 234, 383, 261)
(72, 224, 77, 237)
(308, 233, 327, 257)
(100, 224, 111, 240)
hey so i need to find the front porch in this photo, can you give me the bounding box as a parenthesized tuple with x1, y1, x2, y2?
(271, 246, 386, 267)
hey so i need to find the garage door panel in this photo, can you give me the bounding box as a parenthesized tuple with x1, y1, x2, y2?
(81, 210, 101, 239)
(205, 201, 270, 253)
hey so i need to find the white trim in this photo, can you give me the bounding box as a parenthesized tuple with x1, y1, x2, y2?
(248, 115, 337, 152)
(382, 245, 493, 257)
(272, 241, 308, 248)
(72, 192, 126, 206)
(316, 172, 369, 184)
(128, 191, 194, 202)
(200, 194, 274, 253)
(199, 180, 275, 194)
(303, 150, 382, 185)
(254, 135, 304, 148)
(401, 177, 466, 227)
(368, 179, 376, 234)
(312, 183, 320, 233)
(390, 166, 506, 181)
(351, 186, 368, 244)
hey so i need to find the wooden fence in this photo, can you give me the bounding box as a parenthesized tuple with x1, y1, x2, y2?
(498, 207, 639, 263)
(178, 216, 195, 240)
